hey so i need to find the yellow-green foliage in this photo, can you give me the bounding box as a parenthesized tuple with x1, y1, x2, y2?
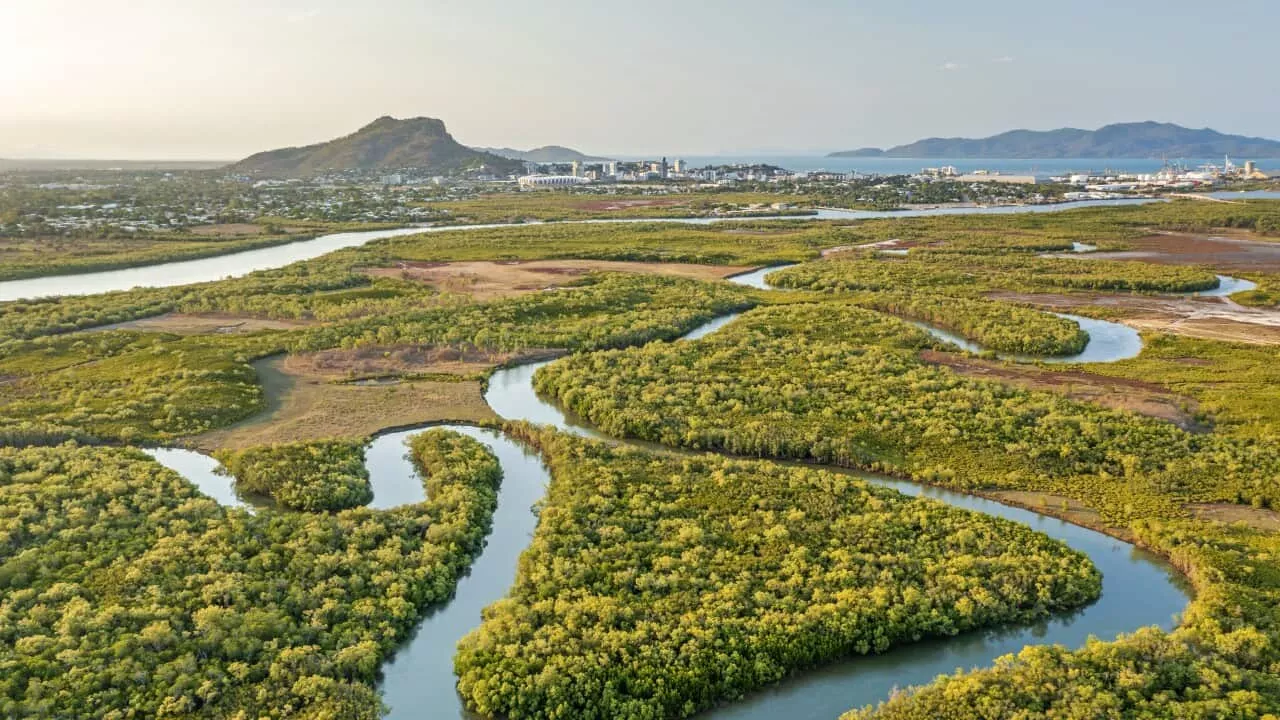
(800, 209, 1140, 252)
(216, 440, 371, 512)
(0, 275, 754, 444)
(0, 430, 500, 718)
(532, 297, 1280, 719)
(0, 332, 276, 443)
(1127, 198, 1280, 235)
(849, 519, 1280, 719)
(367, 220, 847, 266)
(536, 302, 1280, 519)
(771, 253, 1220, 295)
(1084, 334, 1280, 441)
(418, 191, 817, 224)
(455, 428, 1100, 720)
(1233, 277, 1280, 308)
(5, 197, 1280, 719)
(295, 273, 757, 354)
(408, 428, 503, 551)
(0, 221, 396, 282)
(0, 230, 761, 342)
(856, 292, 1087, 355)
(768, 199, 1280, 251)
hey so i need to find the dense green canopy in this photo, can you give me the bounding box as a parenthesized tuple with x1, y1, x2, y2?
(456, 428, 1100, 720)
(0, 429, 499, 718)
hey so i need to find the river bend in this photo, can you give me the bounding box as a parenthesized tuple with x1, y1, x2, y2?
(141, 237, 1189, 719)
(0, 199, 1157, 302)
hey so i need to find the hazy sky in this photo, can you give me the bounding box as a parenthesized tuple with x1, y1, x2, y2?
(3, 0, 1277, 159)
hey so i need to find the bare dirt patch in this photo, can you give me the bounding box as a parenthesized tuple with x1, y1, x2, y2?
(923, 349, 1206, 431)
(101, 313, 314, 335)
(575, 198, 684, 212)
(721, 228, 785, 236)
(188, 223, 305, 237)
(285, 344, 565, 380)
(1121, 316, 1280, 345)
(193, 356, 495, 451)
(822, 238, 920, 257)
(366, 260, 752, 300)
(988, 491, 1110, 531)
(1188, 503, 1280, 532)
(1079, 231, 1280, 272)
(989, 292, 1280, 345)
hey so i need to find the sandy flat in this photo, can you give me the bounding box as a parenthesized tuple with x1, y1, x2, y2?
(365, 259, 753, 300)
(922, 349, 1204, 430)
(989, 292, 1280, 345)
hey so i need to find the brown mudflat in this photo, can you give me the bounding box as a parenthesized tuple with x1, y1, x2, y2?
(989, 292, 1280, 345)
(285, 344, 564, 380)
(574, 198, 684, 212)
(188, 223, 305, 237)
(1187, 503, 1280, 532)
(922, 349, 1205, 431)
(365, 259, 752, 300)
(1080, 231, 1280, 272)
(193, 355, 497, 451)
(989, 491, 1109, 530)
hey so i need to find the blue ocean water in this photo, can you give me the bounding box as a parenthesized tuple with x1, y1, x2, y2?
(621, 155, 1247, 176)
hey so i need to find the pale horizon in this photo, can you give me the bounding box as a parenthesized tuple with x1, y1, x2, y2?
(4, 0, 1279, 160)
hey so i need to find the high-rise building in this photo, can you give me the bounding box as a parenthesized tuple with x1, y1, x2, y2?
(660, 157, 669, 178)
(607, 161, 618, 176)
(571, 160, 581, 177)
(673, 159, 684, 173)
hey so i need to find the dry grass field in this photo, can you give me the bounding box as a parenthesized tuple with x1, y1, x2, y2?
(365, 259, 753, 300)
(192, 356, 497, 450)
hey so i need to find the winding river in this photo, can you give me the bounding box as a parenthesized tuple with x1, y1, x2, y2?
(732, 265, 1146, 364)
(1191, 274, 1257, 297)
(142, 265, 1190, 720)
(18, 199, 1182, 717)
(451, 317, 1189, 720)
(907, 313, 1145, 364)
(0, 198, 1157, 302)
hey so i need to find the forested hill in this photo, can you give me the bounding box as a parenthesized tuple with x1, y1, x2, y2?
(474, 145, 611, 162)
(227, 116, 523, 176)
(830, 122, 1280, 159)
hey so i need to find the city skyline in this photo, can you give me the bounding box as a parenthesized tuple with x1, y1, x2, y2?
(4, 0, 1279, 159)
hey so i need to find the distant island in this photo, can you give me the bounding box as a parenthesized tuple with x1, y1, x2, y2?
(830, 121, 1280, 159)
(227, 116, 523, 176)
(474, 145, 612, 163)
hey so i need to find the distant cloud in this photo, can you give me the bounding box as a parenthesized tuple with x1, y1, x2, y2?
(286, 9, 321, 24)
(941, 57, 1012, 71)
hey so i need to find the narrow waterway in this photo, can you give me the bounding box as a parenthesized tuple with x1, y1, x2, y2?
(375, 425, 549, 719)
(1194, 274, 1258, 297)
(472, 309, 1188, 720)
(734, 264, 1146, 363)
(1043, 247, 1257, 300)
(144, 424, 554, 720)
(143, 252, 1188, 720)
(143, 447, 257, 510)
(0, 198, 1157, 302)
(907, 312, 1144, 363)
(0, 227, 428, 302)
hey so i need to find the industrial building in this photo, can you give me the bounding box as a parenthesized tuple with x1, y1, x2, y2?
(518, 175, 591, 188)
